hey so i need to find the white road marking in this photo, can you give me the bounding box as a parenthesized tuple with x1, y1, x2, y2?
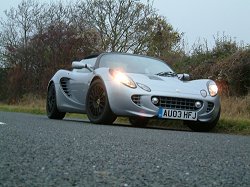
(0, 122, 6, 125)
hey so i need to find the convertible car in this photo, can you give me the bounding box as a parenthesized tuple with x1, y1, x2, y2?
(46, 52, 220, 132)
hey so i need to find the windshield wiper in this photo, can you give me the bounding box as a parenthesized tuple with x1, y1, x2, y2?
(155, 71, 177, 77)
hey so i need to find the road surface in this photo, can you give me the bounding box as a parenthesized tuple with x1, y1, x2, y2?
(0, 111, 250, 186)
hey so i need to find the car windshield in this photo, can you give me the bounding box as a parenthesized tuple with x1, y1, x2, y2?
(99, 53, 174, 75)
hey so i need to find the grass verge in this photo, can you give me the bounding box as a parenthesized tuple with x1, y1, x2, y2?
(215, 118, 250, 135)
(0, 94, 249, 135)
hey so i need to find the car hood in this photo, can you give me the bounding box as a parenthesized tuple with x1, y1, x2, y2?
(128, 74, 208, 96)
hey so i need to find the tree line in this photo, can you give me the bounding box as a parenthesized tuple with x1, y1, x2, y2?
(0, 0, 249, 102)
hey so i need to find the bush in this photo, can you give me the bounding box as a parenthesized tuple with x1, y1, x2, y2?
(0, 68, 8, 101)
(174, 37, 250, 96)
(216, 49, 250, 95)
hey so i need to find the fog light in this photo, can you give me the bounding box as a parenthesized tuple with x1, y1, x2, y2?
(195, 101, 202, 109)
(151, 97, 159, 105)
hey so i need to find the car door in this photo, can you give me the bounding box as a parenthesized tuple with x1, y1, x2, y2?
(69, 68, 93, 107)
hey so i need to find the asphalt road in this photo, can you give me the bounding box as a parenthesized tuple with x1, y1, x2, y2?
(0, 112, 250, 187)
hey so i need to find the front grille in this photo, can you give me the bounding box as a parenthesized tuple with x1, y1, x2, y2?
(153, 96, 202, 111)
(206, 102, 214, 113)
(60, 78, 71, 97)
(131, 95, 141, 106)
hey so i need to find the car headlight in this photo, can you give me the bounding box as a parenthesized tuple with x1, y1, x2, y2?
(109, 69, 136, 88)
(207, 81, 218, 97)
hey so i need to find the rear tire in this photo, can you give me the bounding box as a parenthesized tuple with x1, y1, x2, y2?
(86, 79, 117, 124)
(46, 82, 66, 119)
(129, 117, 149, 127)
(184, 109, 220, 132)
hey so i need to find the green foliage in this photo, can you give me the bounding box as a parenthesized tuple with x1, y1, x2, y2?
(212, 34, 239, 59)
(218, 49, 250, 95)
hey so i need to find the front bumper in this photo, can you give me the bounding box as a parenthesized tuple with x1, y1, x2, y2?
(106, 81, 220, 123)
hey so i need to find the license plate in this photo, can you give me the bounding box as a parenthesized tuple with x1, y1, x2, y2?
(158, 108, 197, 121)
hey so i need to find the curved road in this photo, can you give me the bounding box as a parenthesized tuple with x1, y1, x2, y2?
(0, 111, 250, 186)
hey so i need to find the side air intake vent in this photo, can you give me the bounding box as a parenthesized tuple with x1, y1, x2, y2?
(206, 102, 214, 113)
(60, 78, 71, 97)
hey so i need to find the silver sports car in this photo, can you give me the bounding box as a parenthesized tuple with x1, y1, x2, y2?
(47, 52, 220, 132)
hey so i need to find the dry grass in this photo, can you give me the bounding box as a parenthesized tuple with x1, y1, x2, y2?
(0, 94, 45, 115)
(215, 94, 250, 135)
(220, 95, 250, 120)
(17, 94, 46, 109)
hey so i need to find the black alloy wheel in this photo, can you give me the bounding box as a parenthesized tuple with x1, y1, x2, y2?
(86, 79, 116, 124)
(46, 83, 66, 119)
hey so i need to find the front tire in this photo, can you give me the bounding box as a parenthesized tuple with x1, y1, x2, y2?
(184, 109, 220, 132)
(86, 79, 117, 124)
(46, 82, 66, 119)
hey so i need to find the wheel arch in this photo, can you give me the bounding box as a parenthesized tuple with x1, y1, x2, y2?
(86, 76, 117, 124)
(46, 80, 66, 119)
(89, 75, 111, 100)
(88, 75, 110, 95)
(47, 80, 62, 110)
(47, 80, 54, 91)
(90, 75, 103, 85)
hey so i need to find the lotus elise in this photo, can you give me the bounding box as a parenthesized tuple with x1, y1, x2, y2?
(46, 52, 220, 132)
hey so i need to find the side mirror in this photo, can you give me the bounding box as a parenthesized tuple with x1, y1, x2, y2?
(72, 61, 85, 69)
(72, 61, 93, 71)
(178, 73, 190, 81)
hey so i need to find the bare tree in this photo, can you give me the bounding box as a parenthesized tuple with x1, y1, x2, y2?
(0, 0, 96, 99)
(77, 0, 153, 53)
(0, 0, 44, 67)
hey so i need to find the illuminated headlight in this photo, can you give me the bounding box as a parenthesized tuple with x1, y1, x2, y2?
(207, 81, 218, 97)
(109, 69, 136, 88)
(137, 83, 151, 92)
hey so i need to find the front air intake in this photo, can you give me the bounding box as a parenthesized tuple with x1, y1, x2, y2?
(152, 96, 203, 111)
(131, 95, 141, 106)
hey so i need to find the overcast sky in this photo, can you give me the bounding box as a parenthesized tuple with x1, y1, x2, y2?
(153, 0, 250, 49)
(0, 0, 249, 50)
